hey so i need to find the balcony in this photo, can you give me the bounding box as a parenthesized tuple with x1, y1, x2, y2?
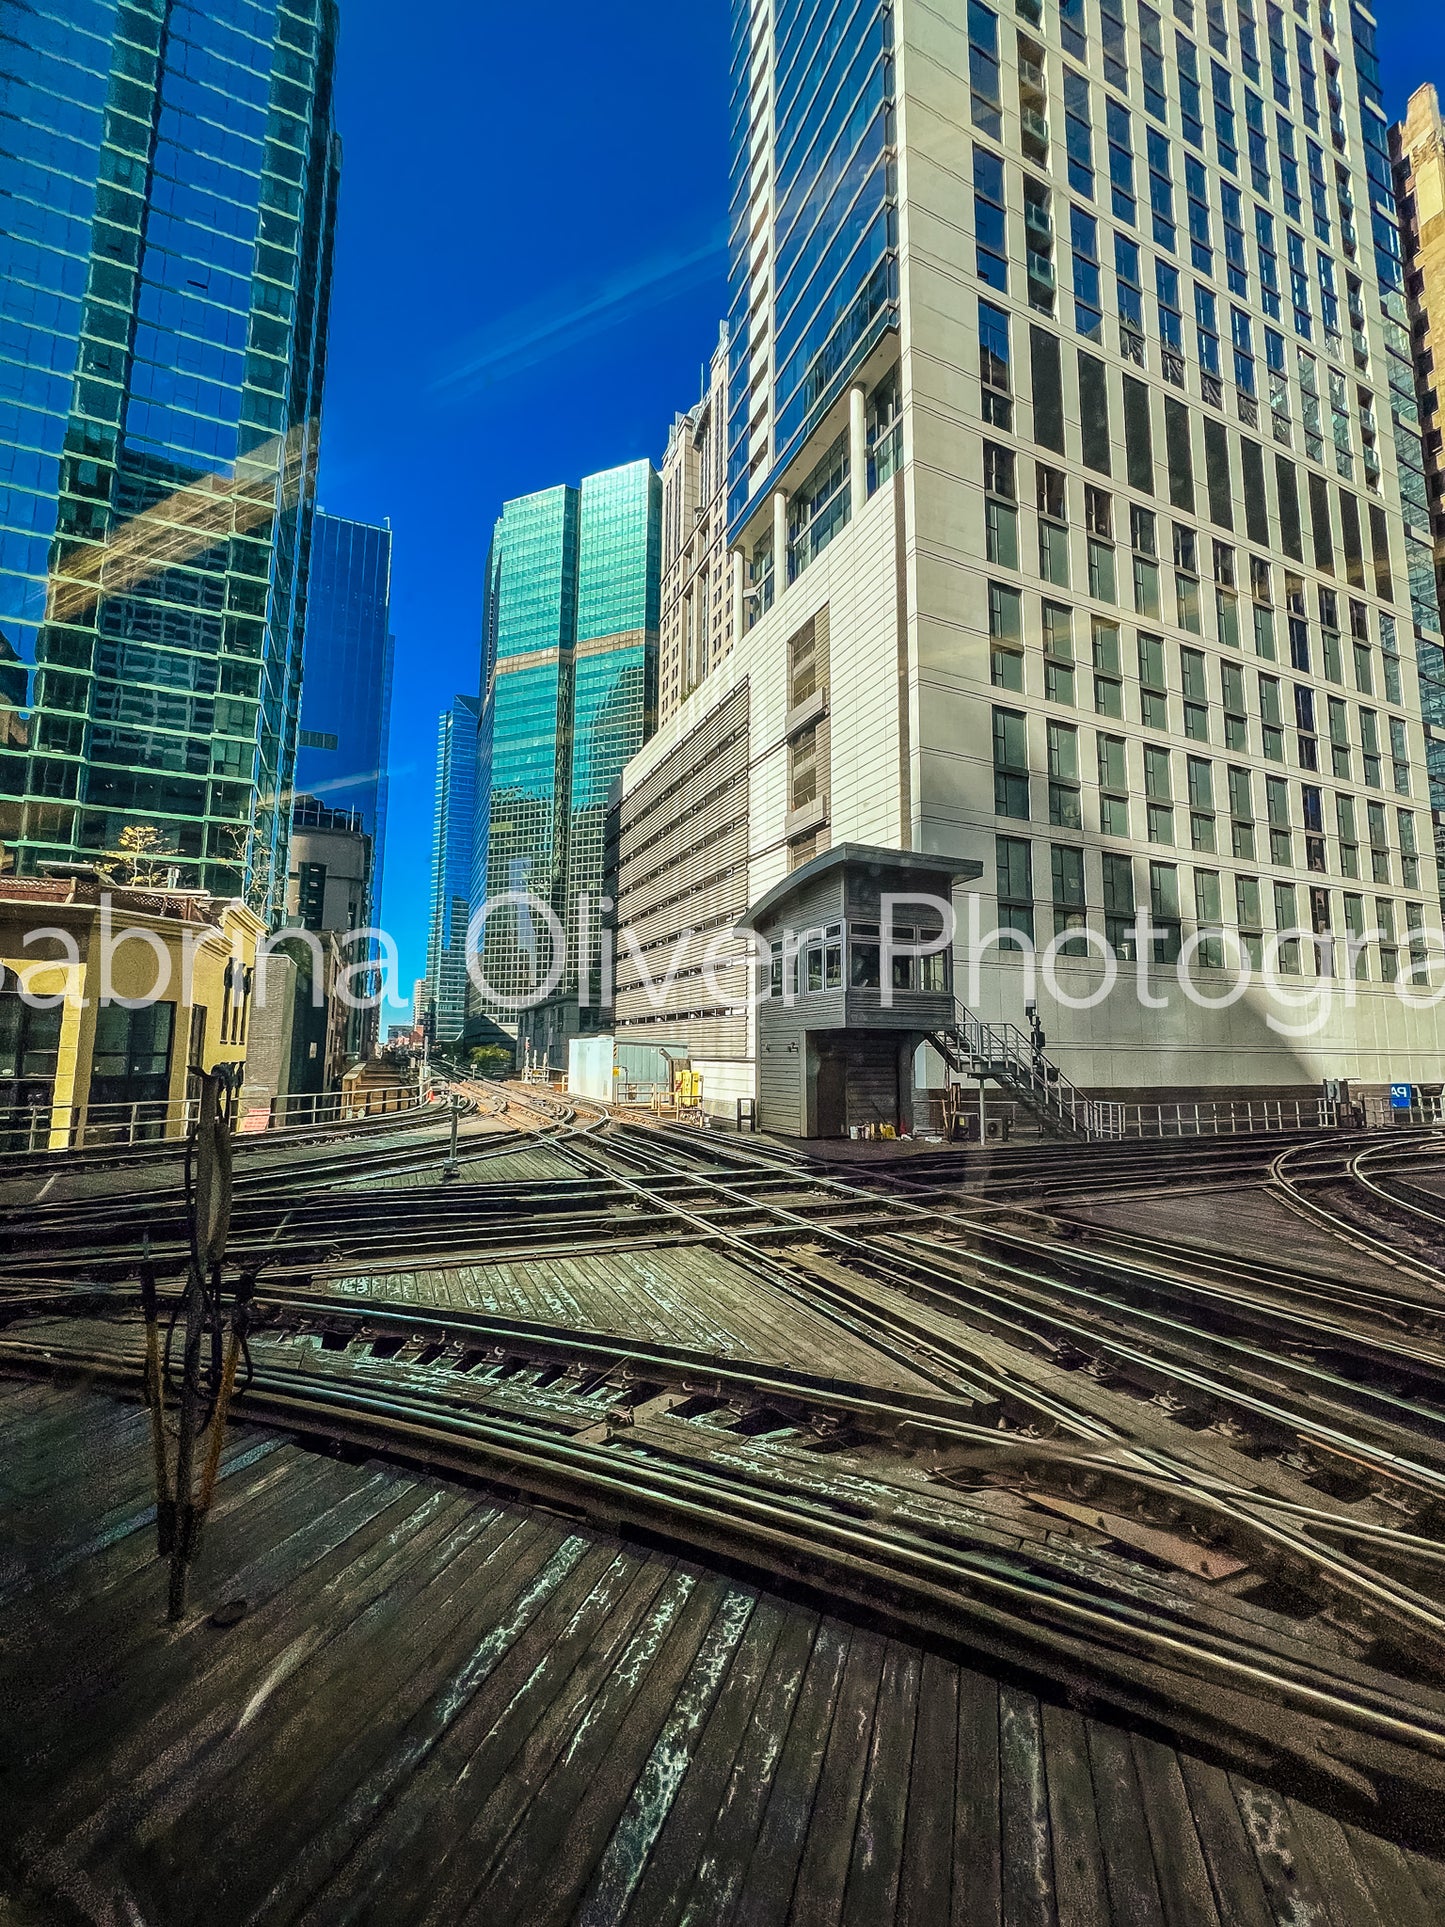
(1020, 107, 1049, 161)
(784, 684, 828, 741)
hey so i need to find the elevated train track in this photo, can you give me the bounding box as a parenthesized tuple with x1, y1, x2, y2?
(7, 1090, 1445, 1892)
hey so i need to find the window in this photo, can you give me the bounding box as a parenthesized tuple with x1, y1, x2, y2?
(1145, 743, 1174, 843)
(1098, 732, 1129, 835)
(1210, 56, 1236, 170)
(1150, 862, 1183, 961)
(88, 1003, 176, 1116)
(1336, 794, 1359, 879)
(1060, 0, 1087, 62)
(1148, 129, 1177, 250)
(1399, 810, 1421, 890)
(1343, 892, 1368, 978)
(1071, 206, 1101, 339)
(1157, 260, 1184, 383)
(1175, 528, 1202, 635)
(974, 146, 1008, 289)
(1407, 903, 1429, 981)
(1139, 633, 1168, 730)
(1216, 578, 1241, 650)
(1187, 755, 1216, 850)
(1065, 71, 1095, 197)
(1302, 782, 1326, 873)
(1048, 719, 1081, 826)
(1086, 486, 1115, 600)
(1103, 851, 1137, 954)
(1390, 716, 1411, 797)
(1259, 674, 1284, 761)
(1051, 844, 1088, 951)
(1037, 464, 1069, 584)
(1360, 708, 1381, 789)
(787, 433, 851, 579)
(1140, 3, 1168, 123)
(1107, 98, 1137, 224)
(1368, 801, 1390, 885)
(1134, 538, 1161, 619)
(1193, 869, 1225, 967)
(1266, 772, 1292, 866)
(979, 300, 1013, 428)
(1093, 619, 1123, 717)
(993, 706, 1030, 818)
(1327, 696, 1351, 779)
(1228, 764, 1255, 858)
(1186, 156, 1214, 275)
(1116, 234, 1145, 360)
(996, 834, 1034, 944)
(989, 582, 1024, 690)
(1237, 874, 1263, 966)
(1222, 192, 1251, 313)
(984, 441, 1018, 568)
(1377, 898, 1398, 983)
(1043, 601, 1075, 704)
(1101, 0, 1128, 93)
(1273, 881, 1302, 973)
(1294, 682, 1318, 770)
(1222, 662, 1247, 750)
(968, 1, 1002, 137)
(1181, 647, 1209, 739)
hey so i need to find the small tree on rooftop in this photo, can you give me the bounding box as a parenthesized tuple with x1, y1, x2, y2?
(102, 824, 176, 889)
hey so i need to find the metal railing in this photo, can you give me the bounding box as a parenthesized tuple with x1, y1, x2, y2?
(0, 1081, 430, 1157)
(1090, 1094, 1445, 1138)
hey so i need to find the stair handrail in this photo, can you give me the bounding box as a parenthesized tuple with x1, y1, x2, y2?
(949, 1001, 1111, 1140)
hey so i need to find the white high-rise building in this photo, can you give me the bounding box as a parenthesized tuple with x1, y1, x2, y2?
(659, 326, 734, 724)
(613, 0, 1445, 1132)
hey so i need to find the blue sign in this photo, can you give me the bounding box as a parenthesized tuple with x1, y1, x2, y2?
(1391, 1084, 1414, 1112)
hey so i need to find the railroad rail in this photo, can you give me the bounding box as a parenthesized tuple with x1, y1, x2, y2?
(8, 1105, 1445, 1853)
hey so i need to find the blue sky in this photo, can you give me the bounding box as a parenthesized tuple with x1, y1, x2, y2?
(315, 0, 1435, 1016)
(315, 2, 731, 1013)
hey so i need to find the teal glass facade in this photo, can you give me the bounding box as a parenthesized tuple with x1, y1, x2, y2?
(0, 0, 339, 915)
(425, 693, 479, 1044)
(476, 460, 660, 1019)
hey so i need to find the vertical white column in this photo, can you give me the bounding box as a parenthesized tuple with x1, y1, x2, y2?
(849, 382, 869, 516)
(772, 488, 789, 594)
(731, 546, 746, 637)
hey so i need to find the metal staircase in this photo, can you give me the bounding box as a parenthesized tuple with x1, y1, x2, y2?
(932, 1003, 1117, 1142)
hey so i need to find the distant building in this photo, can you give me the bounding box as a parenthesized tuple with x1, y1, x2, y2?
(1392, 85, 1445, 890)
(287, 793, 376, 1079)
(296, 512, 396, 923)
(474, 461, 660, 1068)
(426, 696, 481, 1043)
(659, 328, 733, 724)
(1, 878, 264, 1151)
(0, 0, 340, 916)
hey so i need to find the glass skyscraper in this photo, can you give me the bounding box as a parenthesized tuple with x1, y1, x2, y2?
(296, 509, 395, 917)
(475, 460, 660, 1053)
(425, 693, 480, 1045)
(0, 0, 339, 916)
